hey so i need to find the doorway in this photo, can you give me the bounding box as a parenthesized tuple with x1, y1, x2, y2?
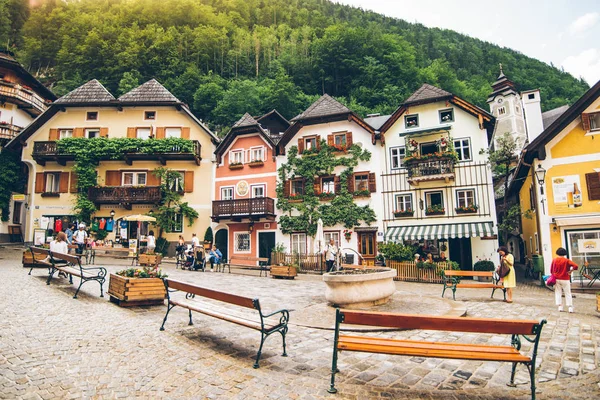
(258, 231, 276, 265)
(215, 229, 228, 262)
(358, 231, 377, 266)
(449, 238, 473, 271)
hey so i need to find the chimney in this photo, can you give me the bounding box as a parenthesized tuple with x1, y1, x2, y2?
(521, 90, 544, 142)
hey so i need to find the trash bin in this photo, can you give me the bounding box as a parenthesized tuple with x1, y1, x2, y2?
(532, 254, 544, 273)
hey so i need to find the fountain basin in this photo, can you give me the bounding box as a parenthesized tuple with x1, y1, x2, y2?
(323, 268, 397, 308)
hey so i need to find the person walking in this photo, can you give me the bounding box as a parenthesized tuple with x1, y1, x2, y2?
(551, 247, 578, 313)
(65, 224, 74, 245)
(73, 223, 88, 255)
(497, 246, 515, 303)
(208, 245, 222, 272)
(146, 230, 156, 254)
(324, 238, 338, 273)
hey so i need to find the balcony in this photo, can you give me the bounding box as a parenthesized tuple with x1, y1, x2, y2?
(405, 157, 455, 185)
(212, 197, 276, 222)
(0, 80, 48, 116)
(88, 186, 162, 209)
(32, 140, 202, 166)
(0, 123, 23, 141)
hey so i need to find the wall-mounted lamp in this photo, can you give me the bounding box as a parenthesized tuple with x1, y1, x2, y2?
(552, 225, 558, 233)
(419, 199, 424, 211)
(534, 164, 546, 195)
(110, 209, 115, 217)
(249, 222, 254, 233)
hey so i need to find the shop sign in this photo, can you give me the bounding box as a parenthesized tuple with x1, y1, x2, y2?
(578, 239, 600, 253)
(551, 175, 583, 213)
(12, 194, 25, 201)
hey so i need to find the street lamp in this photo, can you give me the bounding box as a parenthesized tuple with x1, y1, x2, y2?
(534, 164, 546, 195)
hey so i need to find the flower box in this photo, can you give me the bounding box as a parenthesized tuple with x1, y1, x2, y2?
(228, 163, 243, 170)
(107, 273, 166, 307)
(455, 209, 477, 214)
(248, 160, 264, 167)
(271, 265, 297, 280)
(425, 210, 445, 216)
(394, 211, 414, 218)
(41, 192, 60, 198)
(138, 254, 162, 267)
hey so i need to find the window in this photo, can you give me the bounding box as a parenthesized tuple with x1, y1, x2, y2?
(45, 173, 61, 193)
(221, 187, 234, 200)
(420, 142, 438, 156)
(498, 106, 506, 116)
(144, 111, 156, 120)
(169, 172, 185, 192)
(322, 176, 335, 194)
(528, 93, 535, 100)
(249, 146, 265, 162)
(86, 111, 98, 121)
(291, 233, 306, 254)
(515, 105, 521, 115)
(534, 233, 539, 254)
(234, 232, 251, 253)
(405, 114, 419, 128)
(324, 231, 340, 248)
(169, 213, 183, 233)
(12, 201, 22, 224)
(354, 173, 369, 192)
(590, 113, 600, 131)
(165, 127, 181, 138)
(304, 137, 317, 150)
(390, 147, 405, 169)
(425, 191, 444, 208)
(122, 172, 147, 186)
(229, 150, 244, 164)
(333, 132, 347, 147)
(291, 179, 304, 196)
(59, 129, 73, 139)
(395, 194, 413, 212)
(439, 109, 454, 123)
(453, 138, 472, 161)
(85, 128, 100, 139)
(137, 127, 151, 140)
(456, 189, 475, 208)
(251, 184, 265, 198)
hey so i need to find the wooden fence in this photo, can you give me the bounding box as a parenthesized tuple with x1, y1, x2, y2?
(386, 260, 454, 283)
(271, 252, 324, 273)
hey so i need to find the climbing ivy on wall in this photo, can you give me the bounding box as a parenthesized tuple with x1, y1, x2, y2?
(0, 149, 25, 221)
(276, 140, 376, 236)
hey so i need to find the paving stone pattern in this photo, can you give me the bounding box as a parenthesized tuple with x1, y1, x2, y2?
(1, 247, 599, 399)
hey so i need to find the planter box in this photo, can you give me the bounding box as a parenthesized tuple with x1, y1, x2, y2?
(394, 212, 414, 218)
(228, 164, 243, 170)
(271, 265, 297, 279)
(248, 161, 264, 167)
(22, 250, 47, 268)
(108, 274, 166, 307)
(138, 254, 162, 267)
(456, 209, 477, 214)
(425, 211, 445, 216)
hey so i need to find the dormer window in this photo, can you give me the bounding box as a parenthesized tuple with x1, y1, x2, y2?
(405, 114, 419, 128)
(144, 111, 156, 120)
(86, 111, 98, 121)
(439, 109, 454, 123)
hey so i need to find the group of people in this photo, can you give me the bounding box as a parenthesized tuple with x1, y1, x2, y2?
(177, 233, 222, 271)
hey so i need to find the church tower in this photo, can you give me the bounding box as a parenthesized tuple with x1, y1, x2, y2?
(487, 65, 527, 153)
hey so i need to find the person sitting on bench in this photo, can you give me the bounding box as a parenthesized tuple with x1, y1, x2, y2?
(208, 245, 222, 272)
(49, 232, 70, 276)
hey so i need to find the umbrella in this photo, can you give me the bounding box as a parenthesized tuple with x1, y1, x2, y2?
(314, 218, 324, 254)
(121, 214, 156, 254)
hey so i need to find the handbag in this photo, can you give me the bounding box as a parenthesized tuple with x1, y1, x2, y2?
(497, 259, 510, 279)
(544, 274, 557, 287)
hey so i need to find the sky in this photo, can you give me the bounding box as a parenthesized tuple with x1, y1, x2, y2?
(335, 0, 600, 86)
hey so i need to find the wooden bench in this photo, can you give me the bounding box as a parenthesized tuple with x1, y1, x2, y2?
(160, 279, 289, 368)
(30, 247, 107, 299)
(442, 270, 506, 301)
(28, 247, 54, 275)
(328, 309, 547, 400)
(224, 256, 270, 277)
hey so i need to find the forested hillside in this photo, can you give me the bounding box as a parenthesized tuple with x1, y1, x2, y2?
(1, 0, 590, 134)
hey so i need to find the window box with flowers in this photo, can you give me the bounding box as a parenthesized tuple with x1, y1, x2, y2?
(289, 193, 303, 203)
(455, 205, 478, 214)
(107, 266, 167, 307)
(229, 162, 243, 170)
(425, 205, 445, 216)
(343, 230, 352, 242)
(393, 209, 414, 218)
(248, 160, 264, 167)
(403, 151, 459, 165)
(319, 192, 335, 201)
(353, 189, 371, 198)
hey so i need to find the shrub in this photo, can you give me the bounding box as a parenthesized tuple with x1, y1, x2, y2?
(378, 242, 417, 261)
(203, 226, 213, 243)
(417, 261, 436, 269)
(474, 260, 495, 271)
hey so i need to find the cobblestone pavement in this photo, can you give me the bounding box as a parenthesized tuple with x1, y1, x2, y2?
(1, 246, 599, 399)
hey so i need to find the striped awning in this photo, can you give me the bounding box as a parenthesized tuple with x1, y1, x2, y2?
(385, 222, 496, 242)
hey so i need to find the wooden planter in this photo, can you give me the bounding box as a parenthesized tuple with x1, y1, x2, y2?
(229, 164, 243, 170)
(22, 249, 47, 267)
(597, 293, 600, 313)
(456, 209, 477, 214)
(248, 161, 264, 167)
(138, 254, 162, 267)
(108, 274, 166, 307)
(425, 211, 445, 216)
(394, 212, 414, 218)
(271, 265, 298, 280)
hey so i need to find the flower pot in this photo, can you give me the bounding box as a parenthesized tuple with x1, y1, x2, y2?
(271, 265, 297, 280)
(107, 274, 166, 307)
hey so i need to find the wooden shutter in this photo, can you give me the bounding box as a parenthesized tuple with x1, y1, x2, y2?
(347, 174, 355, 193)
(586, 172, 600, 200)
(327, 134, 334, 146)
(334, 175, 341, 193)
(127, 127, 136, 138)
(146, 170, 160, 186)
(73, 128, 84, 138)
(346, 132, 353, 147)
(99, 127, 109, 138)
(284, 180, 291, 198)
(298, 138, 304, 154)
(69, 172, 78, 193)
(582, 113, 591, 131)
(313, 179, 321, 196)
(35, 173, 45, 193)
(155, 127, 165, 139)
(316, 135, 321, 150)
(181, 127, 190, 139)
(184, 171, 194, 193)
(59, 172, 70, 193)
(368, 172, 376, 193)
(105, 170, 121, 186)
(49, 129, 59, 141)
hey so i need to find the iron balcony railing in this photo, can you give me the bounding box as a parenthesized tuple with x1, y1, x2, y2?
(406, 157, 455, 182)
(88, 186, 162, 204)
(212, 197, 275, 220)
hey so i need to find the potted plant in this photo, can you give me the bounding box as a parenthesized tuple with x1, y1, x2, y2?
(343, 229, 352, 242)
(455, 204, 479, 214)
(203, 226, 213, 248)
(393, 208, 414, 218)
(425, 204, 445, 216)
(107, 266, 167, 307)
(271, 263, 298, 279)
(474, 260, 495, 282)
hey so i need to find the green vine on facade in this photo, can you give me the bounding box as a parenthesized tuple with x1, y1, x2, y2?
(0, 150, 25, 222)
(276, 140, 376, 236)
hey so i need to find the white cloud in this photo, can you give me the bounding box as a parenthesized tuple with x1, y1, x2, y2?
(568, 12, 599, 35)
(562, 48, 600, 85)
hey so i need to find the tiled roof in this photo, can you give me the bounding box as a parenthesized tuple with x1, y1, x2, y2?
(291, 94, 350, 121)
(118, 79, 179, 102)
(403, 84, 452, 105)
(232, 113, 260, 128)
(542, 105, 569, 129)
(54, 79, 115, 104)
(363, 115, 390, 130)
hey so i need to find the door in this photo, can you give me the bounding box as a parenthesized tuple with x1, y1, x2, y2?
(215, 229, 228, 262)
(358, 232, 376, 266)
(258, 231, 276, 265)
(449, 238, 473, 271)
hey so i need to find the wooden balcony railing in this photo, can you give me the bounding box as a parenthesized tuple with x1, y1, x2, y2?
(0, 80, 48, 115)
(0, 124, 23, 141)
(406, 157, 455, 184)
(212, 197, 276, 221)
(88, 186, 162, 207)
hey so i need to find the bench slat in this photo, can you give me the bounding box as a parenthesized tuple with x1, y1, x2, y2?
(451, 283, 504, 289)
(166, 279, 256, 309)
(444, 271, 494, 277)
(340, 310, 540, 335)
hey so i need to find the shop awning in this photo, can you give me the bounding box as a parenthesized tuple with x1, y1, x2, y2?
(385, 222, 496, 242)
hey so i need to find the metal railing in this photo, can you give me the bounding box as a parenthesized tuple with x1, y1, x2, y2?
(88, 186, 162, 204)
(212, 197, 275, 218)
(406, 158, 455, 179)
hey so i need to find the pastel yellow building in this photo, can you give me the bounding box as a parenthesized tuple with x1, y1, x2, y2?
(510, 80, 600, 274)
(6, 79, 218, 252)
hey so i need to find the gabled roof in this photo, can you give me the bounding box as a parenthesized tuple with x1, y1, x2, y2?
(118, 79, 179, 103)
(233, 113, 260, 128)
(54, 79, 115, 104)
(291, 94, 351, 121)
(364, 115, 390, 130)
(256, 109, 290, 126)
(0, 50, 56, 101)
(214, 112, 276, 163)
(542, 105, 569, 130)
(403, 84, 452, 106)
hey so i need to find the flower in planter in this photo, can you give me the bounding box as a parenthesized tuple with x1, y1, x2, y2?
(353, 189, 371, 197)
(115, 266, 167, 279)
(455, 204, 479, 213)
(426, 204, 445, 214)
(343, 229, 352, 240)
(229, 162, 243, 167)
